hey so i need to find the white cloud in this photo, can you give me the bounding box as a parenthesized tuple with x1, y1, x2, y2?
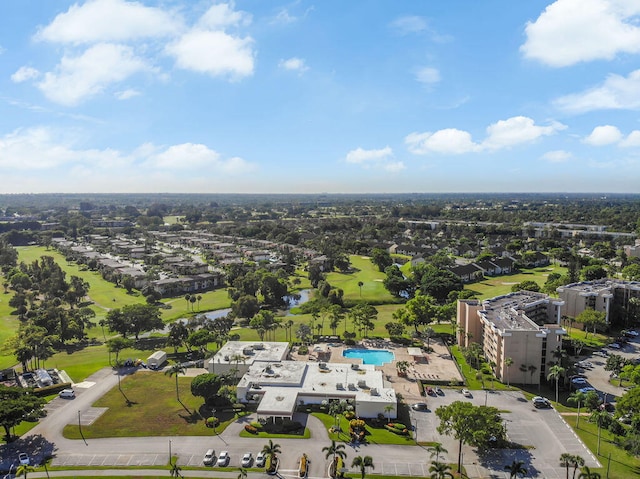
(34, 0, 180, 45)
(620, 130, 640, 147)
(146, 143, 253, 172)
(405, 129, 479, 155)
(584, 125, 623, 145)
(554, 69, 640, 113)
(166, 29, 254, 79)
(406, 116, 565, 155)
(345, 146, 403, 171)
(198, 2, 251, 29)
(542, 150, 572, 162)
(37, 43, 149, 106)
(272, 8, 297, 25)
(279, 57, 308, 74)
(390, 16, 428, 35)
(482, 116, 566, 150)
(415, 67, 440, 85)
(115, 88, 140, 100)
(0, 127, 125, 170)
(521, 0, 640, 67)
(11, 66, 40, 83)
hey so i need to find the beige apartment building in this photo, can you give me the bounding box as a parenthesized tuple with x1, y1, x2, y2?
(557, 279, 640, 326)
(457, 291, 565, 385)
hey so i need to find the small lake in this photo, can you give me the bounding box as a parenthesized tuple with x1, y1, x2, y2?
(202, 289, 311, 320)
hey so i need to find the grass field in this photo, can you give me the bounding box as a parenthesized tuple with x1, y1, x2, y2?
(464, 265, 568, 299)
(326, 255, 399, 305)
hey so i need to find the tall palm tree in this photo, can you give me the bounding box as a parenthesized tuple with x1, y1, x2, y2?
(593, 410, 609, 455)
(428, 443, 448, 463)
(322, 440, 347, 462)
(262, 439, 282, 459)
(165, 362, 186, 404)
(577, 466, 601, 479)
(568, 390, 587, 428)
(559, 453, 575, 479)
(169, 461, 182, 478)
(429, 461, 454, 479)
(351, 456, 374, 479)
(504, 460, 527, 478)
(547, 364, 565, 403)
(504, 357, 514, 387)
(384, 404, 394, 422)
(570, 455, 585, 479)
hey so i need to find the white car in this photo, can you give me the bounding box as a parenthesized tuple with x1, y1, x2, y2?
(532, 396, 551, 408)
(217, 451, 230, 467)
(241, 452, 253, 467)
(255, 451, 267, 467)
(203, 449, 215, 466)
(18, 453, 30, 466)
(462, 389, 472, 398)
(609, 343, 621, 349)
(594, 350, 608, 357)
(627, 330, 639, 336)
(58, 388, 75, 399)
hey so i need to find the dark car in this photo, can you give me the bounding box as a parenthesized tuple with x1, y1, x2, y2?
(411, 402, 428, 411)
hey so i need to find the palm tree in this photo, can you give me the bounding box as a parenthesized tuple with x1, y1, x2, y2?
(237, 467, 248, 479)
(428, 443, 448, 463)
(429, 461, 454, 479)
(165, 362, 187, 405)
(504, 460, 527, 478)
(568, 390, 587, 428)
(559, 453, 574, 479)
(358, 281, 364, 297)
(351, 455, 374, 479)
(505, 357, 514, 387)
(16, 465, 35, 479)
(570, 455, 585, 479)
(528, 364, 538, 388)
(262, 439, 282, 459)
(322, 440, 347, 462)
(384, 404, 394, 422)
(170, 461, 183, 478)
(593, 409, 609, 455)
(547, 364, 565, 403)
(577, 466, 601, 479)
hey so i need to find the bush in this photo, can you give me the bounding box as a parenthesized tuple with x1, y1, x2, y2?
(384, 424, 409, 435)
(250, 421, 263, 429)
(344, 411, 355, 420)
(298, 345, 309, 355)
(344, 339, 356, 345)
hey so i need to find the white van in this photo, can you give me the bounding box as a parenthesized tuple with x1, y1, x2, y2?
(59, 388, 75, 399)
(203, 449, 215, 466)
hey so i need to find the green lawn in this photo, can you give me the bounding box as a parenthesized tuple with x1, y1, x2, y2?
(312, 412, 416, 445)
(464, 265, 568, 299)
(62, 372, 229, 438)
(326, 256, 399, 305)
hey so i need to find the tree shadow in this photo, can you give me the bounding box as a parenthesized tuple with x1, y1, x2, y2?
(478, 448, 538, 478)
(0, 434, 56, 470)
(178, 409, 203, 424)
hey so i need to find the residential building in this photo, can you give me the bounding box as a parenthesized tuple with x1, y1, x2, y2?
(457, 291, 565, 385)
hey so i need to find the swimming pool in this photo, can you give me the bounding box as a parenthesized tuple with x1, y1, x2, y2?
(342, 349, 395, 366)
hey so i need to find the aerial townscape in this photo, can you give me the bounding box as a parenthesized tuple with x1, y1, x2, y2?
(2, 1, 640, 479)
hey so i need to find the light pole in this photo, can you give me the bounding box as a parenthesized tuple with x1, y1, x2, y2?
(169, 439, 172, 465)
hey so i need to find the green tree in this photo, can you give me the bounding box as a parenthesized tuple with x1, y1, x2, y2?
(428, 461, 454, 479)
(504, 460, 527, 478)
(16, 464, 35, 479)
(190, 373, 222, 402)
(504, 357, 514, 387)
(577, 466, 601, 479)
(351, 455, 375, 479)
(322, 439, 347, 462)
(436, 401, 505, 473)
(0, 385, 46, 440)
(547, 364, 565, 404)
(568, 390, 587, 428)
(427, 443, 448, 463)
(575, 309, 606, 337)
(571, 455, 585, 479)
(559, 453, 574, 479)
(371, 248, 393, 272)
(106, 336, 133, 365)
(165, 363, 187, 405)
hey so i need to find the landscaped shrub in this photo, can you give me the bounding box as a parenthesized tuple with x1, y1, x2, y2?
(384, 424, 409, 435)
(205, 416, 219, 428)
(349, 419, 365, 429)
(250, 421, 263, 429)
(244, 424, 258, 434)
(298, 345, 309, 355)
(343, 411, 355, 420)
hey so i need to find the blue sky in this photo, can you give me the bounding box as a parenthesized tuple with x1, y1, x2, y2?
(1, 0, 640, 194)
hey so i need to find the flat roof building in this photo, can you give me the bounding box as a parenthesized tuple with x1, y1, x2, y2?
(458, 291, 565, 386)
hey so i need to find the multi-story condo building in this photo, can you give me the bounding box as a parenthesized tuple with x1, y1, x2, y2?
(557, 279, 640, 326)
(457, 291, 565, 385)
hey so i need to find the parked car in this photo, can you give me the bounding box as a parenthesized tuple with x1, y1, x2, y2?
(462, 389, 472, 398)
(203, 449, 215, 466)
(599, 402, 615, 413)
(532, 396, 551, 408)
(411, 402, 428, 411)
(578, 387, 596, 394)
(58, 388, 75, 399)
(426, 387, 436, 396)
(594, 350, 608, 357)
(18, 453, 30, 466)
(435, 386, 444, 395)
(571, 377, 587, 385)
(217, 451, 230, 467)
(241, 452, 253, 467)
(609, 343, 621, 349)
(255, 451, 267, 467)
(627, 330, 639, 337)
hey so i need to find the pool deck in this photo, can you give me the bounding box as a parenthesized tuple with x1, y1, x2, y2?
(290, 337, 463, 402)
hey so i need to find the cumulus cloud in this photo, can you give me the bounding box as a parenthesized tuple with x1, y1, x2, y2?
(115, 88, 140, 100)
(584, 125, 623, 145)
(390, 15, 428, 35)
(521, 0, 640, 67)
(406, 116, 565, 155)
(279, 57, 308, 74)
(166, 29, 254, 79)
(620, 130, 640, 147)
(34, 0, 180, 44)
(415, 67, 440, 85)
(554, 69, 640, 113)
(146, 143, 253, 172)
(11, 66, 40, 83)
(542, 150, 572, 162)
(37, 43, 149, 106)
(345, 146, 404, 171)
(198, 2, 251, 29)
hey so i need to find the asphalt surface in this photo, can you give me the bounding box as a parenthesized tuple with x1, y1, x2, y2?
(1, 365, 604, 478)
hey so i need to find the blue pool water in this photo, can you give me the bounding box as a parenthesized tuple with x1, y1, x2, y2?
(342, 349, 394, 366)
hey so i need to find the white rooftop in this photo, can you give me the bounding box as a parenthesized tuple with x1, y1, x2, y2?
(209, 341, 288, 368)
